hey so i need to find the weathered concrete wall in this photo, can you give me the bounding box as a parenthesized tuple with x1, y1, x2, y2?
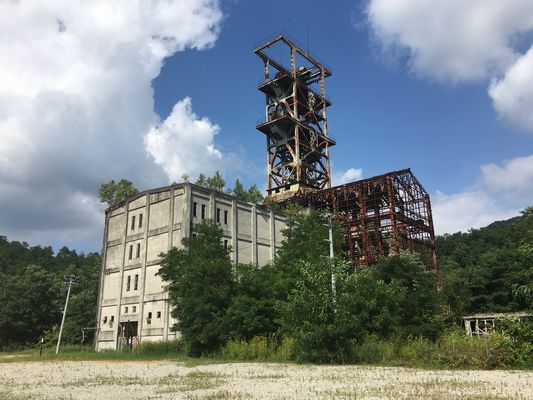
(96, 183, 286, 350)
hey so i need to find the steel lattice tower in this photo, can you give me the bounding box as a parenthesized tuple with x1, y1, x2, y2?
(255, 35, 335, 201)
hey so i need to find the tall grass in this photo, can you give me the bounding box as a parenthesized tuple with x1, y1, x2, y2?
(219, 336, 295, 362)
(3, 332, 530, 369)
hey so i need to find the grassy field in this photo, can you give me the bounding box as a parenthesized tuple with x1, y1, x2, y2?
(0, 359, 532, 400)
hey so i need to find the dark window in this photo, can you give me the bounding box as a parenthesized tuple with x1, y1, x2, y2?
(192, 233, 197, 238)
(136, 243, 141, 258)
(148, 312, 152, 319)
(223, 239, 228, 250)
(131, 215, 135, 231)
(128, 245, 133, 260)
(201, 204, 206, 219)
(224, 210, 228, 225)
(110, 316, 114, 322)
(138, 213, 143, 229)
(134, 274, 139, 290)
(216, 208, 221, 223)
(125, 306, 129, 313)
(193, 202, 197, 217)
(157, 311, 161, 318)
(103, 316, 107, 323)
(132, 306, 136, 313)
(126, 275, 131, 291)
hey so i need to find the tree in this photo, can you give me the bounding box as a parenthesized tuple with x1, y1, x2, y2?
(278, 259, 403, 362)
(206, 170, 225, 192)
(437, 206, 532, 314)
(0, 235, 101, 349)
(245, 184, 263, 204)
(372, 252, 443, 338)
(225, 263, 279, 341)
(157, 220, 233, 356)
(0, 265, 60, 347)
(228, 179, 264, 203)
(195, 173, 207, 187)
(98, 179, 139, 208)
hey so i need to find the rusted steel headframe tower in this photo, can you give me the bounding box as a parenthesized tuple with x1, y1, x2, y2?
(255, 35, 336, 201)
(288, 169, 439, 277)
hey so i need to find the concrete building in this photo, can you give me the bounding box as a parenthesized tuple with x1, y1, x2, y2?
(95, 182, 286, 351)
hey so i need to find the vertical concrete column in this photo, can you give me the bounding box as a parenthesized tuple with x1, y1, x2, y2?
(232, 199, 238, 264)
(252, 205, 257, 265)
(183, 184, 192, 239)
(95, 211, 109, 348)
(138, 194, 150, 342)
(269, 209, 276, 262)
(209, 191, 216, 222)
(115, 203, 130, 350)
(163, 186, 175, 342)
(168, 185, 175, 250)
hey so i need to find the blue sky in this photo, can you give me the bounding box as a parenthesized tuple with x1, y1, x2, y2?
(154, 1, 531, 192)
(1, 1, 532, 252)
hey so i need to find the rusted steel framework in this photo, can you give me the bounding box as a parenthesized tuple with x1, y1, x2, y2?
(287, 169, 439, 278)
(255, 35, 335, 202)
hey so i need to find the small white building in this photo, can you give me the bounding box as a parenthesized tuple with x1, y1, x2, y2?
(95, 182, 286, 351)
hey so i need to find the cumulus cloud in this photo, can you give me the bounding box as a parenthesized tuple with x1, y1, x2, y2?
(0, 1, 224, 250)
(144, 97, 226, 181)
(332, 167, 363, 185)
(489, 47, 533, 132)
(365, 0, 533, 132)
(432, 190, 520, 235)
(432, 155, 533, 234)
(481, 154, 533, 203)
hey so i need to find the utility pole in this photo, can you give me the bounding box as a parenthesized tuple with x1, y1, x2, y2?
(56, 274, 78, 354)
(325, 213, 336, 305)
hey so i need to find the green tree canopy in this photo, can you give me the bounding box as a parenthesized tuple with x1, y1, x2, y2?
(157, 220, 233, 356)
(98, 179, 139, 208)
(190, 172, 264, 203)
(437, 206, 532, 314)
(372, 252, 443, 338)
(0, 236, 101, 349)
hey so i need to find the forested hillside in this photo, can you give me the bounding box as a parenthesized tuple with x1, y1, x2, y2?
(438, 207, 533, 315)
(0, 236, 100, 349)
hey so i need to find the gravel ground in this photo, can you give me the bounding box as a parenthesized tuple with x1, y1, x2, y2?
(0, 360, 531, 399)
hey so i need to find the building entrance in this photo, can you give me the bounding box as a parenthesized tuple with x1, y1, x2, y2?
(118, 321, 138, 349)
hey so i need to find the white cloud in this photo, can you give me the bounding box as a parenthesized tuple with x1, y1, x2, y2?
(481, 154, 533, 203)
(432, 155, 533, 234)
(432, 190, 519, 235)
(489, 46, 533, 132)
(332, 168, 363, 185)
(365, 0, 533, 132)
(144, 97, 225, 181)
(0, 1, 224, 250)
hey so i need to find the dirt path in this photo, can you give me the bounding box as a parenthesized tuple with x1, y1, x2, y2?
(0, 360, 531, 399)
